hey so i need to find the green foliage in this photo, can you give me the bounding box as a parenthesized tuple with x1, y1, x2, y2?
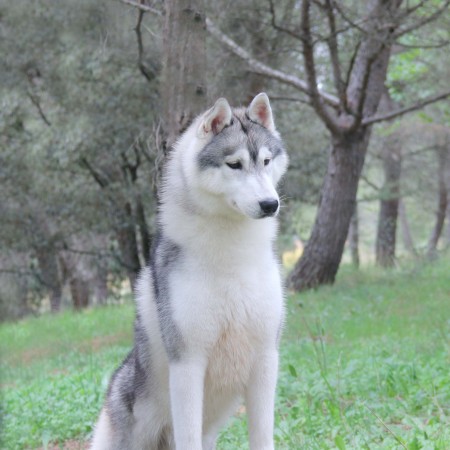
(1, 305, 134, 449)
(388, 48, 429, 102)
(2, 259, 450, 448)
(0, 1, 161, 311)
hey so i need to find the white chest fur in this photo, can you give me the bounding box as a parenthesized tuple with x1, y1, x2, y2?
(169, 248, 284, 393)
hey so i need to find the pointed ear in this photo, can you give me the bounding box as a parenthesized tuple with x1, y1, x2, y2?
(247, 92, 276, 133)
(198, 98, 232, 137)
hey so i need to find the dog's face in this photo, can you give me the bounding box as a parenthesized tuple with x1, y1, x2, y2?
(193, 94, 288, 220)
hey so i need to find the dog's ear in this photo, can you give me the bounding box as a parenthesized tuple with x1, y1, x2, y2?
(247, 92, 276, 133)
(199, 98, 232, 137)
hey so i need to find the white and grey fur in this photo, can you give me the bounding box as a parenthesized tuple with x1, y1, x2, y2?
(90, 93, 289, 450)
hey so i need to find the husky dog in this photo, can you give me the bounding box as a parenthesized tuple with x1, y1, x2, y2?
(90, 93, 289, 450)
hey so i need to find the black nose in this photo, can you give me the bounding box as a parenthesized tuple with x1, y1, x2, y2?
(259, 199, 279, 216)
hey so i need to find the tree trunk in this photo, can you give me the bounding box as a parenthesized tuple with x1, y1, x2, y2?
(135, 193, 152, 264)
(347, 205, 360, 268)
(92, 263, 109, 305)
(287, 130, 370, 290)
(116, 202, 141, 289)
(35, 245, 63, 312)
(162, 0, 207, 148)
(375, 141, 401, 267)
(398, 199, 416, 255)
(70, 277, 90, 310)
(427, 145, 449, 257)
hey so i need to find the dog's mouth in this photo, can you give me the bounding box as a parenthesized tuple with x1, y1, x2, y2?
(258, 211, 278, 219)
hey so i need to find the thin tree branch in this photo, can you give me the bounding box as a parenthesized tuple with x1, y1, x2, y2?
(333, 1, 368, 34)
(394, 0, 450, 38)
(119, 0, 162, 15)
(360, 173, 381, 191)
(399, 0, 428, 19)
(362, 89, 450, 125)
(205, 17, 340, 108)
(395, 39, 450, 50)
(301, 0, 341, 132)
(79, 157, 109, 188)
(268, 0, 303, 41)
(269, 95, 312, 105)
(354, 45, 386, 124)
(344, 40, 360, 89)
(324, 0, 346, 108)
(134, 2, 156, 81)
(27, 92, 51, 126)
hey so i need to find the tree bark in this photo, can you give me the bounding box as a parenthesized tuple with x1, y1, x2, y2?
(398, 199, 416, 256)
(375, 140, 402, 267)
(70, 277, 90, 310)
(427, 145, 449, 257)
(135, 193, 152, 264)
(35, 244, 62, 312)
(116, 202, 141, 289)
(348, 204, 360, 268)
(92, 263, 109, 305)
(287, 130, 370, 290)
(32, 215, 63, 313)
(162, 0, 207, 148)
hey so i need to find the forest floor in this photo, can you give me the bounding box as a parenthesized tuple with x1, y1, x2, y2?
(1, 256, 449, 449)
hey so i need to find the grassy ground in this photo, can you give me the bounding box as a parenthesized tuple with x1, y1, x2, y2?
(1, 258, 449, 449)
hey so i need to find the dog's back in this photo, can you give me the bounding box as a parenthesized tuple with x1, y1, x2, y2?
(91, 93, 288, 450)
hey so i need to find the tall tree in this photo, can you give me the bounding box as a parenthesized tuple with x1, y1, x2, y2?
(427, 143, 450, 257)
(207, 0, 450, 290)
(162, 0, 208, 147)
(375, 139, 402, 267)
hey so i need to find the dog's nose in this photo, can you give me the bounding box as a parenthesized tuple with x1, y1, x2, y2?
(259, 199, 279, 216)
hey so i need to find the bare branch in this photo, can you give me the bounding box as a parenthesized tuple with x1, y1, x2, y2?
(135, 3, 156, 81)
(205, 17, 340, 108)
(344, 40, 360, 88)
(354, 45, 386, 124)
(333, 1, 368, 34)
(268, 0, 303, 41)
(79, 157, 109, 188)
(394, 0, 450, 38)
(119, 0, 162, 15)
(27, 92, 51, 126)
(269, 95, 312, 105)
(301, 0, 341, 132)
(399, 0, 428, 19)
(360, 173, 381, 191)
(324, 0, 346, 107)
(362, 89, 450, 126)
(395, 39, 450, 50)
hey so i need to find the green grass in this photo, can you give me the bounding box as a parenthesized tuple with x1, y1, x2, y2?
(1, 258, 449, 449)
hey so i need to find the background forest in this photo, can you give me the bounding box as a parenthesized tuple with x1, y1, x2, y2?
(1, 1, 450, 449)
(1, 0, 449, 317)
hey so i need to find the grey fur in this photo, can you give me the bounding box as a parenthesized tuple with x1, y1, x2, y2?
(105, 347, 147, 448)
(198, 109, 284, 170)
(98, 232, 183, 449)
(150, 232, 185, 360)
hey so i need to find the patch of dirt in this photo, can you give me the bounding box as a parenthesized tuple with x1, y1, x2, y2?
(36, 439, 89, 450)
(79, 332, 129, 352)
(20, 347, 52, 365)
(13, 332, 130, 367)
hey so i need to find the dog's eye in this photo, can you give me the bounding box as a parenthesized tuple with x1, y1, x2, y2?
(226, 161, 242, 170)
(264, 158, 271, 166)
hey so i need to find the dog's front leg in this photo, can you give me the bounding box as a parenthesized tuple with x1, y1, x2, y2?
(245, 349, 279, 450)
(169, 357, 206, 450)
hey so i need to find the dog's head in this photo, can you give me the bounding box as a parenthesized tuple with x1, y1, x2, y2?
(186, 93, 288, 220)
